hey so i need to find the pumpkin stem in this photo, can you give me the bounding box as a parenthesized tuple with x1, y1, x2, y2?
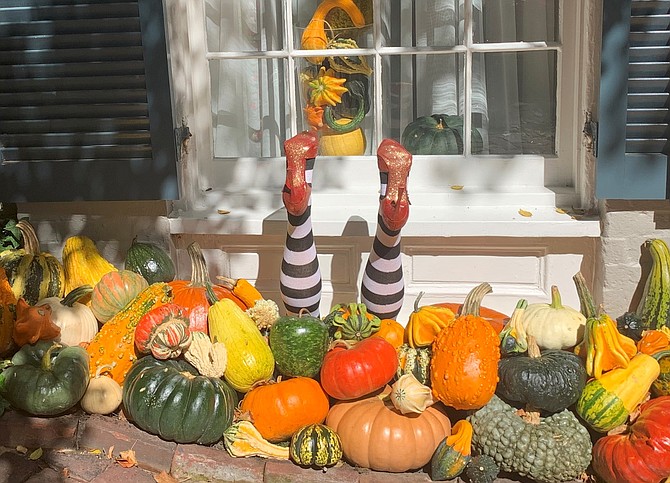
(41, 342, 63, 371)
(413, 292, 425, 312)
(573, 272, 597, 319)
(61, 285, 94, 307)
(526, 335, 542, 359)
(548, 285, 565, 310)
(94, 363, 116, 378)
(187, 242, 210, 288)
(460, 282, 492, 317)
(16, 220, 40, 256)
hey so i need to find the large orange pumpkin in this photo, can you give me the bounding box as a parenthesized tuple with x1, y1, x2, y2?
(168, 242, 245, 333)
(430, 282, 501, 410)
(239, 376, 330, 443)
(326, 386, 451, 472)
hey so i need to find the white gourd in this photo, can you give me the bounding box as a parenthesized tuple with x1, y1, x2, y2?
(80, 365, 123, 415)
(520, 285, 586, 350)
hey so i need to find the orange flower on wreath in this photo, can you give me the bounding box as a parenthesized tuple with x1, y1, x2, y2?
(304, 104, 324, 130)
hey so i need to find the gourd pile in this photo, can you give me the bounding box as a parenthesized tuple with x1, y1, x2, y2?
(1, 220, 670, 483)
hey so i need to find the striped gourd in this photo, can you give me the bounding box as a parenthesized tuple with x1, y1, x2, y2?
(0, 220, 64, 305)
(289, 423, 342, 468)
(397, 344, 431, 386)
(637, 238, 670, 330)
(86, 282, 173, 385)
(575, 352, 660, 433)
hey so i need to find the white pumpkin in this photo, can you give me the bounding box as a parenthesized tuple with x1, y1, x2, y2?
(80, 365, 123, 415)
(519, 285, 586, 350)
(38, 285, 98, 347)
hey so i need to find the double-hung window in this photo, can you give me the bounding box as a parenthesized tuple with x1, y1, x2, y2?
(172, 0, 593, 237)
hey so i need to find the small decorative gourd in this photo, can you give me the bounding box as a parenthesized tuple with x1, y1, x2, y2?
(124, 238, 176, 284)
(390, 374, 433, 414)
(61, 235, 117, 301)
(430, 420, 473, 481)
(79, 364, 123, 415)
(223, 421, 289, 460)
(324, 302, 381, 340)
(134, 303, 192, 359)
(12, 298, 61, 347)
(635, 238, 670, 330)
(431, 283, 500, 410)
(0, 267, 17, 355)
(396, 343, 431, 386)
(404, 292, 455, 348)
(465, 454, 499, 483)
(289, 423, 343, 468)
(498, 299, 529, 355)
(90, 270, 148, 323)
(183, 331, 227, 378)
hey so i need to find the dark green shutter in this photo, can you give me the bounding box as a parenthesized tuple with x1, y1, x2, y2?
(597, 0, 669, 199)
(0, 0, 179, 202)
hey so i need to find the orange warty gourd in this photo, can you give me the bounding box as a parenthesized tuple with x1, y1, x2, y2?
(430, 282, 501, 410)
(239, 377, 330, 443)
(326, 386, 451, 473)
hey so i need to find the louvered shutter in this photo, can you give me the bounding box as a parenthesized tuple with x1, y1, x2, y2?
(597, 0, 669, 199)
(0, 0, 179, 202)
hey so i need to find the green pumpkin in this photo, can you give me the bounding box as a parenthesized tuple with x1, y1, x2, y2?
(652, 350, 670, 397)
(122, 355, 237, 444)
(289, 423, 342, 468)
(496, 340, 587, 413)
(124, 239, 176, 284)
(0, 340, 89, 416)
(269, 312, 329, 378)
(401, 114, 484, 155)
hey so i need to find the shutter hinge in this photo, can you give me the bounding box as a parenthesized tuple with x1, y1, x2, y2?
(583, 111, 598, 157)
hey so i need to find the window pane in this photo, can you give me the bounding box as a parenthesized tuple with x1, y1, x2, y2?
(206, 0, 283, 52)
(210, 59, 289, 158)
(478, 0, 558, 43)
(477, 51, 557, 155)
(295, 0, 374, 51)
(383, 54, 466, 152)
(380, 0, 462, 47)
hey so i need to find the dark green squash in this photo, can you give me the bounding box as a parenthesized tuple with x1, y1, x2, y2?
(268, 311, 329, 378)
(465, 454, 499, 483)
(635, 238, 670, 331)
(124, 239, 176, 284)
(0, 220, 64, 305)
(289, 423, 342, 468)
(496, 336, 587, 413)
(0, 340, 89, 416)
(652, 349, 670, 396)
(401, 114, 484, 155)
(122, 355, 237, 444)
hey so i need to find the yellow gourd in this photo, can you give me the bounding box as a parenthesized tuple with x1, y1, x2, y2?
(223, 421, 290, 459)
(208, 298, 274, 393)
(319, 118, 366, 156)
(62, 236, 117, 302)
(405, 292, 455, 348)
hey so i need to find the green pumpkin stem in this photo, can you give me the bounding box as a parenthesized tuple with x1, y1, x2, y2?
(548, 285, 566, 310)
(41, 342, 63, 371)
(413, 292, 425, 312)
(61, 285, 94, 307)
(460, 282, 492, 317)
(187, 242, 209, 288)
(573, 272, 597, 319)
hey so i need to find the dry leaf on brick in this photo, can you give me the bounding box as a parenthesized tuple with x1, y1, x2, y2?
(116, 449, 138, 468)
(107, 446, 115, 459)
(15, 445, 27, 454)
(518, 209, 533, 217)
(28, 448, 42, 460)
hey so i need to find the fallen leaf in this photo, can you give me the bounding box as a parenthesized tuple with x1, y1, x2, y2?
(61, 468, 70, 478)
(154, 471, 180, 483)
(518, 209, 533, 217)
(116, 449, 138, 468)
(107, 445, 115, 459)
(15, 445, 27, 455)
(88, 449, 103, 455)
(555, 207, 567, 214)
(450, 185, 464, 190)
(28, 448, 43, 460)
(217, 209, 231, 215)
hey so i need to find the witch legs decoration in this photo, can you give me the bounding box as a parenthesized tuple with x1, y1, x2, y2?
(279, 133, 412, 320)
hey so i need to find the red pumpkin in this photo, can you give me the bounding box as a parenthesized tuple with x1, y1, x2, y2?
(592, 396, 670, 483)
(239, 377, 330, 442)
(320, 337, 398, 400)
(168, 242, 245, 333)
(326, 386, 451, 472)
(134, 303, 191, 359)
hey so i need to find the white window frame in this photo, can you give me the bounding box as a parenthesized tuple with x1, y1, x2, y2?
(166, 0, 599, 238)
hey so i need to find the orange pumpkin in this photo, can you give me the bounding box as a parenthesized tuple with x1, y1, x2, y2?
(325, 386, 451, 472)
(168, 242, 245, 333)
(430, 282, 501, 410)
(0, 267, 17, 354)
(637, 329, 670, 355)
(374, 318, 405, 349)
(434, 301, 508, 334)
(405, 292, 455, 348)
(239, 377, 330, 443)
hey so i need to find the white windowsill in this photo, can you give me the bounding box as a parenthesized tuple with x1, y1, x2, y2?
(168, 187, 600, 238)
